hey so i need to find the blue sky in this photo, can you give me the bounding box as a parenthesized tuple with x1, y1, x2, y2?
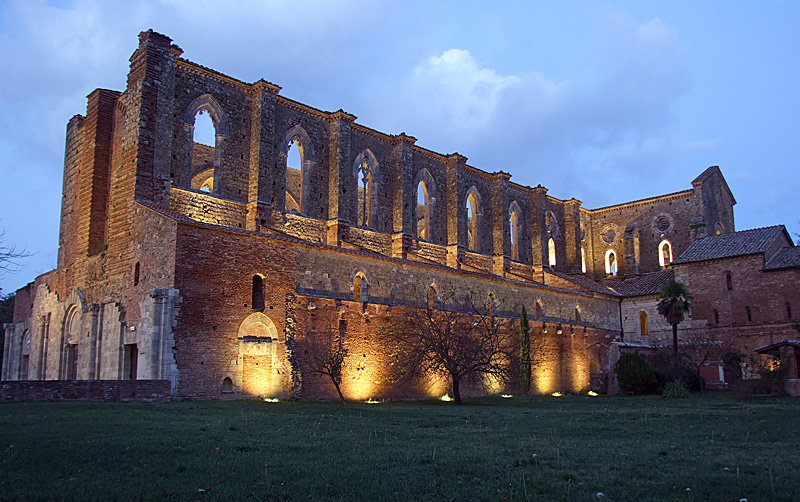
(1, 0, 798, 294)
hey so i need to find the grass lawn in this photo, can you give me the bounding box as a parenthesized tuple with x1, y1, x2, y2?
(0, 393, 797, 501)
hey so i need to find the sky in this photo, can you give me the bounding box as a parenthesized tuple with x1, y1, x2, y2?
(1, 0, 799, 294)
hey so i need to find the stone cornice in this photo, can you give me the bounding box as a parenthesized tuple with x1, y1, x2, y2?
(351, 123, 394, 142)
(276, 96, 330, 120)
(176, 59, 251, 92)
(588, 189, 693, 214)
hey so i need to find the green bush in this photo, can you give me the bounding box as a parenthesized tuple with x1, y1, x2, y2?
(661, 379, 689, 399)
(615, 352, 657, 395)
(648, 355, 703, 392)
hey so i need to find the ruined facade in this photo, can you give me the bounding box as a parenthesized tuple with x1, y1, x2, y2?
(3, 31, 794, 400)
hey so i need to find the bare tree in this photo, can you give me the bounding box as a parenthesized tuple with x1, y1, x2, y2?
(381, 294, 515, 405)
(296, 329, 349, 406)
(0, 227, 32, 287)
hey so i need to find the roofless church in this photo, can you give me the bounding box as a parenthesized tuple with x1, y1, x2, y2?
(3, 31, 798, 400)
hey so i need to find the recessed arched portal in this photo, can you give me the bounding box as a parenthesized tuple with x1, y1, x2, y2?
(235, 313, 288, 398)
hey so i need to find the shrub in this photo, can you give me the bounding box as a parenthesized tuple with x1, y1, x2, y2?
(648, 355, 703, 393)
(661, 380, 689, 399)
(615, 353, 657, 395)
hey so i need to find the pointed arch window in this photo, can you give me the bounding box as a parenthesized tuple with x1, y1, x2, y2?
(353, 150, 378, 228)
(285, 137, 304, 212)
(509, 202, 522, 261)
(548, 238, 556, 268)
(185, 94, 229, 194)
(252, 275, 265, 312)
(639, 311, 649, 335)
(726, 273, 733, 291)
(659, 240, 673, 268)
(414, 169, 436, 242)
(417, 182, 430, 240)
(353, 272, 368, 303)
(581, 246, 587, 274)
(427, 284, 437, 310)
(466, 187, 480, 251)
(488, 292, 496, 316)
(605, 250, 617, 276)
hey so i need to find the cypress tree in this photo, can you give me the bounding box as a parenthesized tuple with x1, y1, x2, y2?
(520, 305, 531, 393)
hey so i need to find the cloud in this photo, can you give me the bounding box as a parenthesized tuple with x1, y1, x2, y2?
(387, 10, 696, 206)
(410, 49, 520, 134)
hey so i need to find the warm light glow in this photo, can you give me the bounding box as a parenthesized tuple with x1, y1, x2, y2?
(440, 394, 452, 402)
(588, 391, 598, 397)
(551, 392, 562, 397)
(263, 398, 280, 403)
(501, 394, 513, 399)
(364, 398, 382, 405)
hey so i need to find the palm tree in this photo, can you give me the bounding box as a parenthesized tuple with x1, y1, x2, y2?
(657, 280, 692, 357)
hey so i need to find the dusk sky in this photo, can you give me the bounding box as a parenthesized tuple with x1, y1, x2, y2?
(1, 0, 798, 295)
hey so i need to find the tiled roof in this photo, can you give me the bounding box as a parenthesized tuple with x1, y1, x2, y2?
(545, 269, 621, 297)
(601, 269, 674, 297)
(764, 246, 800, 270)
(673, 226, 786, 264)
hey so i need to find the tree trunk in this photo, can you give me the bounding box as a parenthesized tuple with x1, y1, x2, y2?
(672, 323, 679, 358)
(452, 377, 462, 405)
(332, 379, 346, 407)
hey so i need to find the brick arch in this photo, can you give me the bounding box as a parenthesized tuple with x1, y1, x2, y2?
(413, 168, 437, 242)
(280, 125, 315, 161)
(352, 149, 379, 228)
(280, 125, 317, 215)
(237, 312, 280, 342)
(183, 94, 229, 136)
(465, 185, 483, 251)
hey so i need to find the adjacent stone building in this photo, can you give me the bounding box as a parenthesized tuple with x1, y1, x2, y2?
(3, 30, 796, 400)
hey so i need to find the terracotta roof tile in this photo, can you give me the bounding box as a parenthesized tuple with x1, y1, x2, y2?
(601, 269, 674, 297)
(764, 246, 800, 270)
(673, 225, 786, 264)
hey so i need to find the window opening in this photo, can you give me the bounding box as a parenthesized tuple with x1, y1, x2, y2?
(487, 293, 496, 316)
(252, 275, 265, 311)
(416, 182, 429, 240)
(355, 157, 373, 227)
(353, 273, 368, 303)
(467, 191, 479, 251)
(133, 262, 140, 286)
(640, 312, 649, 335)
(548, 238, 556, 268)
(658, 240, 673, 268)
(787, 302, 792, 320)
(581, 246, 586, 274)
(746, 306, 752, 322)
(192, 110, 216, 193)
(713, 309, 719, 325)
(605, 250, 617, 276)
(509, 202, 521, 261)
(286, 138, 303, 212)
(576, 307, 582, 323)
(427, 285, 436, 310)
(193, 110, 215, 146)
(726, 273, 732, 291)
(535, 301, 543, 320)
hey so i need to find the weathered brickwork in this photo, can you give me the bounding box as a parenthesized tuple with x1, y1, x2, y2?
(4, 30, 796, 401)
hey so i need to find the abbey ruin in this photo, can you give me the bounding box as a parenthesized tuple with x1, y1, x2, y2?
(3, 31, 798, 400)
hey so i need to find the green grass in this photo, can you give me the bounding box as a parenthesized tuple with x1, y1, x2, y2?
(0, 394, 798, 501)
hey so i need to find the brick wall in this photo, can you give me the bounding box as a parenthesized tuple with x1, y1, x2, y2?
(0, 380, 171, 402)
